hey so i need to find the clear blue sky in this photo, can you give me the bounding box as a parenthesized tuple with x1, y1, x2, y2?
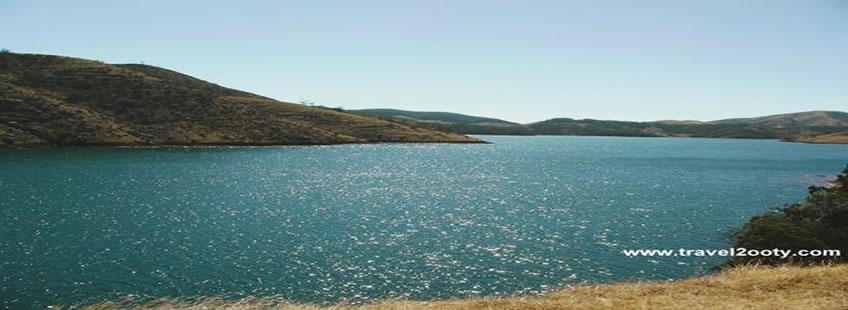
(2, 0, 847, 123)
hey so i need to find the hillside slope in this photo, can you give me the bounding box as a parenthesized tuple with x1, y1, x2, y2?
(83, 264, 848, 309)
(0, 53, 482, 147)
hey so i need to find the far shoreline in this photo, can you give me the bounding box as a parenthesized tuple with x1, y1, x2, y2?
(0, 139, 492, 150)
(7, 134, 848, 150)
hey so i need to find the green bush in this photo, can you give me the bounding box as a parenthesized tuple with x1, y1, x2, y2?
(725, 164, 848, 267)
(0, 49, 10, 54)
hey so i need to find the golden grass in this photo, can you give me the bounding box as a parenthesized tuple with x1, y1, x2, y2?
(790, 132, 848, 144)
(0, 53, 484, 147)
(82, 264, 848, 310)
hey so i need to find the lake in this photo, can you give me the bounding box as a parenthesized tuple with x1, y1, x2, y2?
(1, 136, 846, 308)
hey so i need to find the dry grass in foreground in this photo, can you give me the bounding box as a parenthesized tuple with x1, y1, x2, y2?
(83, 264, 848, 310)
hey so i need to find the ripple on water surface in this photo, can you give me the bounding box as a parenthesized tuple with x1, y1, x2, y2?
(0, 136, 846, 308)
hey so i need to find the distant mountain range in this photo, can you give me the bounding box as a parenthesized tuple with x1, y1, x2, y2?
(707, 111, 848, 127)
(2, 52, 843, 147)
(0, 53, 482, 147)
(353, 109, 848, 142)
(352, 109, 518, 126)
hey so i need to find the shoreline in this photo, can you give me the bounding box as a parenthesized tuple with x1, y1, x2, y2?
(10, 133, 848, 150)
(0, 139, 491, 150)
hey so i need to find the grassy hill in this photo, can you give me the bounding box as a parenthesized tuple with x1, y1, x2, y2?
(82, 264, 848, 309)
(0, 53, 482, 147)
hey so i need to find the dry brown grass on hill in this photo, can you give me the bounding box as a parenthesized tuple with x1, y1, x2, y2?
(82, 264, 848, 310)
(788, 132, 848, 144)
(0, 53, 483, 147)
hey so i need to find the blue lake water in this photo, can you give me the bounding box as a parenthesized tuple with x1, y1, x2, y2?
(1, 136, 846, 308)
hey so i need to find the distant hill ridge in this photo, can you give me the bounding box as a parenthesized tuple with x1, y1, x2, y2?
(353, 109, 848, 141)
(708, 111, 848, 127)
(0, 53, 482, 147)
(352, 108, 518, 126)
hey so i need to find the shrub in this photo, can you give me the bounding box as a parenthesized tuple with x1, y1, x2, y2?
(724, 164, 848, 267)
(0, 49, 9, 53)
